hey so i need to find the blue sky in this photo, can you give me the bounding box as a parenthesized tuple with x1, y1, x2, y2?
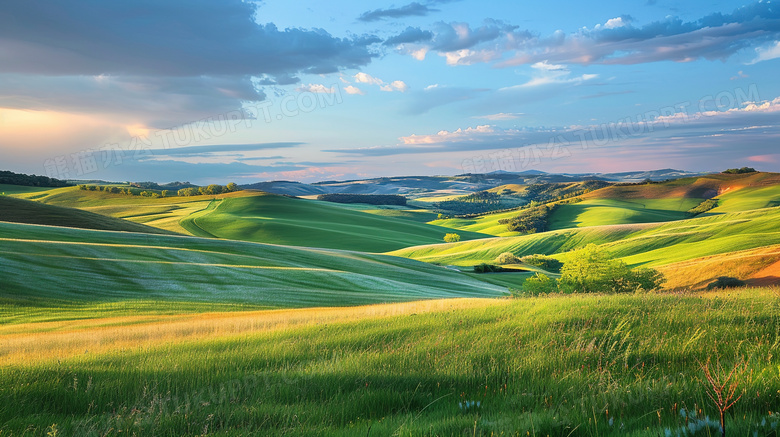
(0, 0, 778, 183)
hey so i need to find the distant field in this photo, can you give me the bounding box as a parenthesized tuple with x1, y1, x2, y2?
(2, 289, 778, 435)
(0, 221, 505, 313)
(429, 209, 523, 237)
(392, 207, 780, 288)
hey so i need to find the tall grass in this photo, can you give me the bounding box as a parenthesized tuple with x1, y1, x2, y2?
(2, 289, 778, 436)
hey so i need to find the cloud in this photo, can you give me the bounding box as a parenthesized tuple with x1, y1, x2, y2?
(398, 2, 780, 67)
(0, 0, 379, 125)
(149, 142, 304, 158)
(503, 61, 598, 88)
(750, 40, 780, 64)
(296, 84, 337, 94)
(381, 81, 409, 92)
(354, 72, 385, 85)
(384, 27, 434, 45)
(344, 86, 365, 95)
(472, 113, 524, 120)
(328, 96, 780, 157)
(358, 2, 437, 22)
(352, 73, 408, 93)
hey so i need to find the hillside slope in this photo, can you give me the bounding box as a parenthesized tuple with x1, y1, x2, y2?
(180, 193, 488, 252)
(0, 196, 177, 235)
(0, 222, 506, 309)
(391, 207, 780, 287)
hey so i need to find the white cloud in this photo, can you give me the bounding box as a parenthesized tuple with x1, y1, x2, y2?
(354, 72, 384, 85)
(380, 80, 409, 92)
(296, 83, 336, 93)
(503, 61, 598, 88)
(750, 41, 780, 64)
(344, 85, 365, 95)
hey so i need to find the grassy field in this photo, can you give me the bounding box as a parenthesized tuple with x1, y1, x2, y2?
(0, 221, 505, 313)
(179, 193, 488, 252)
(548, 198, 700, 229)
(392, 207, 780, 288)
(1, 289, 778, 436)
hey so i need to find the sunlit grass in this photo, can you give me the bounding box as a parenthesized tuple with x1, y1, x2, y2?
(1, 289, 778, 436)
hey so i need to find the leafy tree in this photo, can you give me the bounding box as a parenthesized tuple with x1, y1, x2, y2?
(530, 244, 665, 293)
(443, 233, 461, 243)
(226, 182, 239, 192)
(160, 190, 169, 198)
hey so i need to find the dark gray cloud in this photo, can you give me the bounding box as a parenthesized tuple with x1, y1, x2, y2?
(0, 0, 379, 124)
(0, 1, 378, 78)
(384, 27, 434, 45)
(359, 2, 438, 22)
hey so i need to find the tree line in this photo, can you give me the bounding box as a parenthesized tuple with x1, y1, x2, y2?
(0, 170, 71, 187)
(77, 182, 239, 197)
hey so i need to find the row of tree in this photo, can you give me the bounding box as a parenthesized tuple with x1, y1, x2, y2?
(0, 170, 71, 187)
(178, 183, 239, 196)
(78, 184, 170, 198)
(77, 182, 239, 197)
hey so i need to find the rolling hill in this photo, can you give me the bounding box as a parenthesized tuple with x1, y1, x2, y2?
(0, 221, 506, 311)
(0, 196, 178, 235)
(391, 206, 780, 288)
(176, 192, 489, 252)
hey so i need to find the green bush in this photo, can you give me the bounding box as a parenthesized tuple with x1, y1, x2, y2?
(495, 252, 521, 265)
(521, 273, 557, 295)
(520, 254, 564, 273)
(473, 263, 503, 273)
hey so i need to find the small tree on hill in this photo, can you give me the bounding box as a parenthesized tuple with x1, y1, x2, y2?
(444, 233, 461, 243)
(226, 182, 239, 192)
(495, 252, 520, 265)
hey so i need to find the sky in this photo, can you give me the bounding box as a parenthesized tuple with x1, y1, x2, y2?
(0, 0, 779, 184)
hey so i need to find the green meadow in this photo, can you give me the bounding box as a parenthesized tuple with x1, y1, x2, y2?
(2, 290, 779, 436)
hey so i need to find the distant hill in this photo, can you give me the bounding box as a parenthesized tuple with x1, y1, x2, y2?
(242, 169, 708, 198)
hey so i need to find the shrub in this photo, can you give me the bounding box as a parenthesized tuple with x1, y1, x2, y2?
(495, 252, 521, 265)
(443, 233, 461, 243)
(520, 254, 564, 273)
(706, 276, 746, 290)
(722, 167, 756, 174)
(521, 273, 558, 295)
(473, 264, 503, 273)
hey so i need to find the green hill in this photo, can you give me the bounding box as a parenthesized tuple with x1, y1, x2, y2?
(178, 193, 489, 252)
(0, 221, 506, 311)
(391, 207, 780, 287)
(0, 196, 177, 235)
